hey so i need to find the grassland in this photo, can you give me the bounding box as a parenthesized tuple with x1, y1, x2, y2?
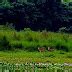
(0, 50, 72, 64)
(0, 25, 72, 63)
(0, 26, 72, 51)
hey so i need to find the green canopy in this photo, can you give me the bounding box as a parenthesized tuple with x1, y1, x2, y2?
(63, 0, 72, 2)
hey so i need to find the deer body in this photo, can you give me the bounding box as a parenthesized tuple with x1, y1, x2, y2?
(48, 47, 54, 51)
(38, 47, 46, 52)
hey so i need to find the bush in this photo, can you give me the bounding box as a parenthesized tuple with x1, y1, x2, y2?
(58, 27, 67, 33)
(13, 32, 20, 41)
(11, 41, 23, 50)
(0, 36, 11, 50)
(0, 24, 15, 31)
(67, 54, 72, 58)
(23, 30, 33, 41)
(56, 42, 69, 52)
(59, 50, 65, 54)
(22, 41, 39, 51)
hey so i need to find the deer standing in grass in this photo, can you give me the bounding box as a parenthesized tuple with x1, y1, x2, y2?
(38, 47, 46, 52)
(48, 47, 55, 51)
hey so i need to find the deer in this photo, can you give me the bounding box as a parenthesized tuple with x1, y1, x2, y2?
(38, 47, 46, 52)
(48, 47, 55, 52)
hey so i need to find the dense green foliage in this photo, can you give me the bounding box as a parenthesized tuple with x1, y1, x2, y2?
(0, 26, 72, 52)
(0, 0, 72, 32)
(63, 0, 72, 3)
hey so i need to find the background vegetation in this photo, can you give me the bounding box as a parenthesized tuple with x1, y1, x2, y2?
(0, 0, 72, 32)
(0, 26, 72, 52)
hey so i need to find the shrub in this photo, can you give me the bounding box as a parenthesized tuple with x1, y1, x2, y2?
(56, 42, 69, 52)
(13, 32, 20, 41)
(0, 2, 13, 8)
(59, 50, 65, 54)
(22, 41, 39, 51)
(0, 36, 11, 50)
(66, 53, 72, 58)
(0, 24, 15, 31)
(58, 27, 67, 33)
(5, 22, 15, 30)
(11, 41, 23, 50)
(67, 54, 72, 58)
(24, 31, 33, 41)
(41, 30, 48, 39)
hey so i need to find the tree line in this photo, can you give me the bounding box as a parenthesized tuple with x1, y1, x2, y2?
(0, 1, 72, 32)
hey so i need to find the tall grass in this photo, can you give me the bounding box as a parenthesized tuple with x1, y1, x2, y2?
(0, 26, 72, 51)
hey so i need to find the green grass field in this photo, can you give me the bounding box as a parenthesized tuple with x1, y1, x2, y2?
(0, 50, 72, 63)
(0, 25, 72, 63)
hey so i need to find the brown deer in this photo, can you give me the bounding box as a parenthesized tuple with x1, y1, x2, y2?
(38, 47, 46, 52)
(48, 47, 55, 51)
